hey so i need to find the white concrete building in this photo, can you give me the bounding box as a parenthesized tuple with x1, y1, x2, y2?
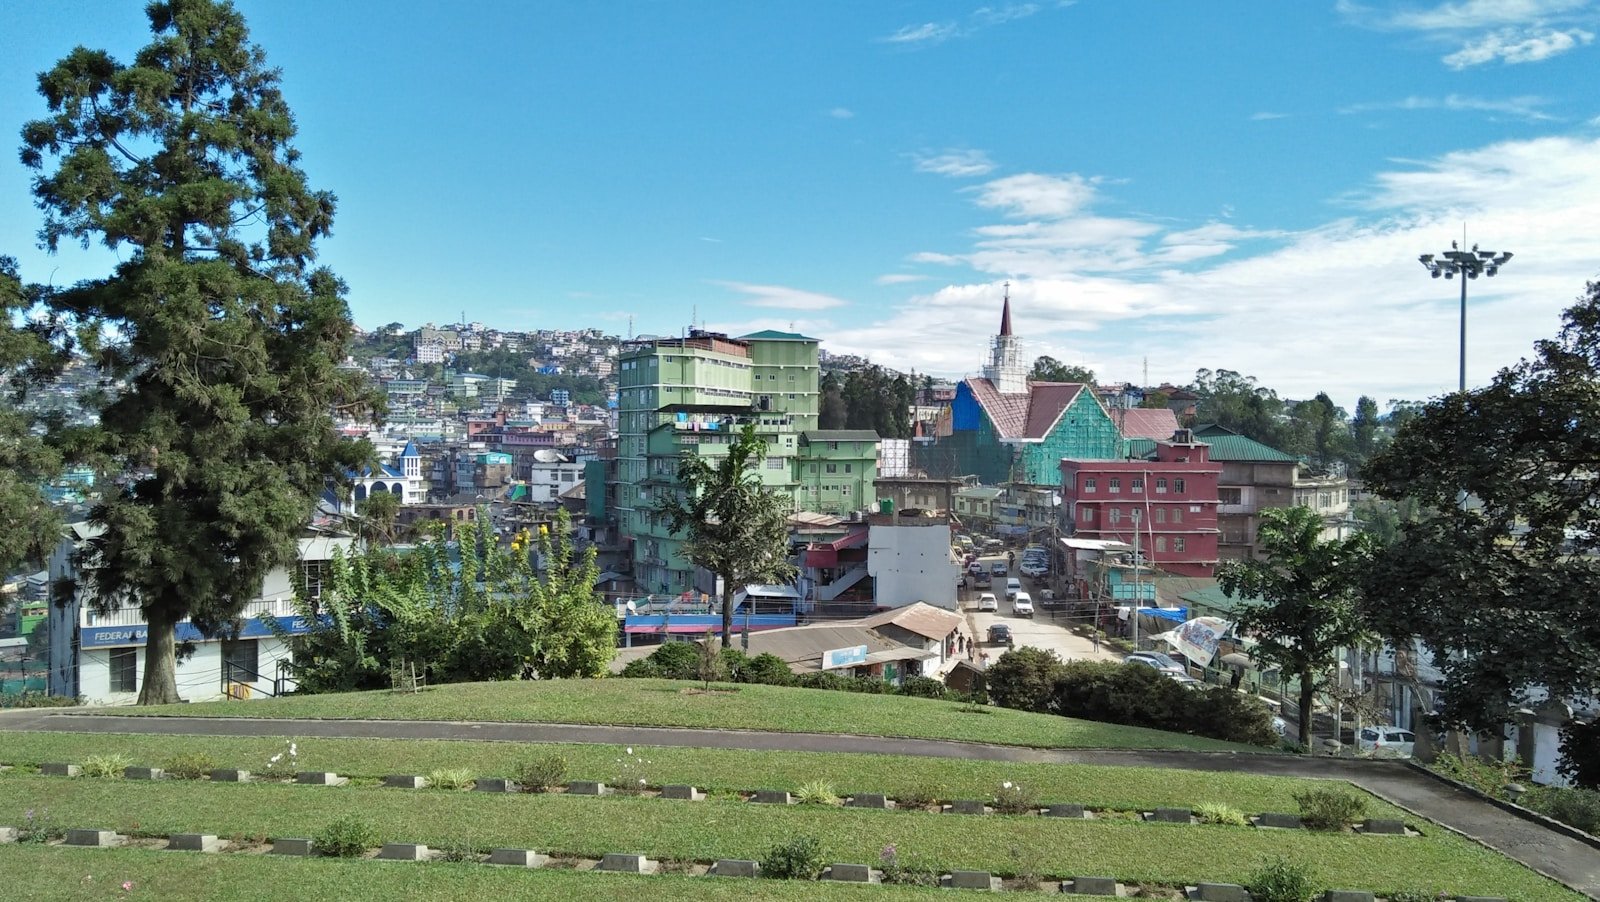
(47, 522, 354, 705)
(867, 513, 959, 610)
(526, 449, 585, 503)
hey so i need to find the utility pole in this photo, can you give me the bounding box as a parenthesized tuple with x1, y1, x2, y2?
(1419, 236, 1512, 393)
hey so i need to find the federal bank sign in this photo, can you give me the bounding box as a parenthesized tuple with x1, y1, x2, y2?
(80, 615, 311, 649)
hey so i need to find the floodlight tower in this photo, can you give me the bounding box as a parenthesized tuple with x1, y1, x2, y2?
(1419, 241, 1513, 393)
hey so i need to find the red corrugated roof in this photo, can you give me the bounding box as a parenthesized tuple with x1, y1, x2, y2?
(965, 378, 1085, 441)
(1113, 408, 1179, 441)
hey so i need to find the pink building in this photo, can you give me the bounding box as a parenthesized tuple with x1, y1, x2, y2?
(1060, 430, 1222, 577)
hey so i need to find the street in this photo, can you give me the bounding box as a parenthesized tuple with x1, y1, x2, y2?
(956, 552, 1121, 665)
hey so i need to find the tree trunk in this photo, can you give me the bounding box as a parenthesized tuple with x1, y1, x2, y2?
(136, 613, 183, 706)
(719, 578, 734, 649)
(1298, 667, 1316, 749)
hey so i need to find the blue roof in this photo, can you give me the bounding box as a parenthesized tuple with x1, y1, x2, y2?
(400, 440, 420, 458)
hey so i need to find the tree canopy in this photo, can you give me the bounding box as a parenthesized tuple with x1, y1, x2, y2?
(1219, 505, 1372, 746)
(22, 0, 375, 703)
(0, 257, 69, 575)
(654, 423, 797, 648)
(1363, 280, 1600, 734)
(1029, 355, 1095, 385)
(818, 366, 913, 438)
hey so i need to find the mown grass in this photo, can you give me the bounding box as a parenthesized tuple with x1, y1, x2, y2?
(0, 775, 1576, 900)
(0, 844, 962, 901)
(0, 731, 1353, 812)
(112, 678, 1269, 752)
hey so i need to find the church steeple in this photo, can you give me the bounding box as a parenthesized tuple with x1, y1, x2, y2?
(999, 283, 1013, 337)
(983, 281, 1027, 393)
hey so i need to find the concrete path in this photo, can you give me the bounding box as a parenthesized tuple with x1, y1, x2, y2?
(2, 709, 1596, 898)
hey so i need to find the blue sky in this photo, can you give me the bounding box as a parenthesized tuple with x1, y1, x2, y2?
(3, 1, 1599, 407)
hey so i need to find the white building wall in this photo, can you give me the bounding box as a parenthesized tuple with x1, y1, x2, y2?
(868, 522, 959, 610)
(76, 636, 293, 706)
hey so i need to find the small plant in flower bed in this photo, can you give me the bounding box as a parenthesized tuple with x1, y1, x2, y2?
(1522, 785, 1600, 836)
(897, 783, 943, 811)
(1246, 857, 1319, 902)
(427, 768, 475, 790)
(436, 837, 479, 863)
(1195, 802, 1249, 826)
(514, 753, 568, 792)
(760, 835, 827, 880)
(992, 780, 1037, 814)
(314, 815, 379, 858)
(879, 843, 939, 887)
(795, 779, 841, 806)
(1386, 891, 1444, 902)
(81, 753, 133, 778)
(162, 753, 217, 780)
(1293, 787, 1367, 830)
(18, 807, 62, 843)
(612, 747, 651, 794)
(261, 740, 299, 779)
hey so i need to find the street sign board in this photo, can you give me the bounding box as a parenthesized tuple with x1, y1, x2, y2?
(822, 645, 868, 670)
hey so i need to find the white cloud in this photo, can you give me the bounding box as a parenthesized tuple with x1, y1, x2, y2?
(913, 149, 997, 178)
(1443, 26, 1594, 66)
(829, 107, 856, 119)
(1340, 94, 1556, 121)
(1250, 111, 1289, 121)
(882, 22, 959, 44)
(875, 273, 928, 285)
(881, 3, 1053, 46)
(970, 172, 1098, 219)
(1383, 0, 1590, 31)
(712, 280, 852, 310)
(831, 135, 1600, 409)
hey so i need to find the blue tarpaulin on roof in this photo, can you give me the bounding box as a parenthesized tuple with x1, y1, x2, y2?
(1147, 606, 1188, 623)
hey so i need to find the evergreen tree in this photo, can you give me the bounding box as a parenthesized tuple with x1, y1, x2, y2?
(22, 0, 375, 703)
(0, 257, 69, 575)
(1029, 355, 1095, 384)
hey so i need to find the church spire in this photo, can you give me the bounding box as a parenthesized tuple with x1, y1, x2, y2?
(999, 280, 1013, 337)
(983, 281, 1027, 393)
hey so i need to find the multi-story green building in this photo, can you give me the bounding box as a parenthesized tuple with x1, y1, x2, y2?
(616, 329, 877, 594)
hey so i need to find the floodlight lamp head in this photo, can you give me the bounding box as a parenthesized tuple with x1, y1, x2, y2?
(1497, 251, 1514, 264)
(1444, 270, 1454, 279)
(1431, 268, 1442, 279)
(1486, 266, 1499, 276)
(1419, 254, 1434, 264)
(1467, 269, 1479, 279)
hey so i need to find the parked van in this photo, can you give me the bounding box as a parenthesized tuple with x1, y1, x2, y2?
(1013, 592, 1034, 617)
(1005, 577, 1023, 600)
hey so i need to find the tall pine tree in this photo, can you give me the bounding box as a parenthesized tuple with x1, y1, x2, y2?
(22, 0, 375, 703)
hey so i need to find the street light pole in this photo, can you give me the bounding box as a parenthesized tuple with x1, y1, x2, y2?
(1419, 241, 1513, 393)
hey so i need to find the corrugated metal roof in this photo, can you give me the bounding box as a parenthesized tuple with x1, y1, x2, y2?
(962, 378, 1087, 441)
(856, 602, 963, 641)
(803, 430, 880, 442)
(740, 329, 818, 341)
(1127, 431, 1297, 463)
(1113, 408, 1179, 441)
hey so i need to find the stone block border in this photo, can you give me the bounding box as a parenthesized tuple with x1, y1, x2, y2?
(168, 833, 222, 853)
(487, 848, 549, 868)
(1063, 876, 1122, 896)
(596, 852, 658, 875)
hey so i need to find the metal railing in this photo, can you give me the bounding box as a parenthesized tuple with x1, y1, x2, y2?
(83, 597, 296, 629)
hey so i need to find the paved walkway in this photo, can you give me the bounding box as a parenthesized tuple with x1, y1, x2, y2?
(2, 709, 1596, 898)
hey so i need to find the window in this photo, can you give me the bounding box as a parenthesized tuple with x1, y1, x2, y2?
(1171, 508, 1182, 524)
(1174, 478, 1186, 494)
(825, 463, 838, 474)
(1173, 536, 1186, 553)
(1155, 508, 1166, 523)
(843, 464, 852, 474)
(1131, 478, 1144, 493)
(1219, 487, 1242, 505)
(1079, 506, 1093, 522)
(298, 562, 327, 603)
(223, 639, 260, 681)
(1155, 478, 1168, 494)
(1109, 477, 1121, 494)
(765, 458, 783, 470)
(788, 374, 796, 381)
(1108, 508, 1121, 525)
(1155, 537, 1167, 552)
(109, 647, 137, 693)
(841, 485, 851, 496)
(1083, 478, 1097, 493)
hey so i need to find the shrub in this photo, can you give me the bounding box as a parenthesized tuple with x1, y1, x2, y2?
(717, 648, 748, 682)
(81, 753, 134, 779)
(163, 752, 217, 780)
(794, 779, 841, 806)
(895, 675, 950, 700)
(618, 658, 662, 679)
(1429, 753, 1529, 800)
(848, 675, 890, 694)
(427, 768, 475, 791)
(314, 816, 379, 858)
(436, 838, 478, 863)
(1246, 857, 1319, 902)
(760, 835, 826, 880)
(896, 783, 943, 811)
(793, 671, 852, 692)
(992, 780, 1038, 815)
(741, 653, 793, 686)
(1182, 688, 1279, 746)
(0, 692, 79, 709)
(18, 807, 61, 843)
(879, 844, 939, 886)
(986, 647, 1065, 712)
(1386, 890, 1442, 902)
(514, 754, 568, 792)
(1522, 785, 1600, 836)
(645, 642, 701, 680)
(696, 634, 726, 687)
(1195, 802, 1249, 826)
(1293, 787, 1367, 830)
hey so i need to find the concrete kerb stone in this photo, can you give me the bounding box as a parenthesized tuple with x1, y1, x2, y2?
(1452, 897, 1509, 902)
(65, 829, 123, 848)
(209, 769, 250, 783)
(474, 777, 515, 793)
(1188, 883, 1249, 902)
(167, 834, 222, 853)
(943, 870, 1002, 891)
(0, 826, 20, 844)
(1063, 876, 1122, 896)
(847, 793, 891, 809)
(1147, 807, 1196, 824)
(124, 766, 164, 780)
(946, 799, 989, 815)
(40, 763, 80, 777)
(1321, 891, 1376, 902)
(567, 781, 608, 796)
(750, 789, 791, 804)
(383, 775, 428, 789)
(269, 838, 314, 856)
(487, 848, 549, 868)
(661, 785, 704, 801)
(1045, 803, 1088, 819)
(823, 863, 879, 883)
(708, 859, 761, 878)
(296, 771, 349, 787)
(596, 853, 659, 875)
(1253, 812, 1302, 829)
(377, 843, 431, 861)
(1358, 818, 1406, 835)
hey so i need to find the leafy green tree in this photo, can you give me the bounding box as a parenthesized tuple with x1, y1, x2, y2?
(1283, 393, 1352, 472)
(1350, 395, 1381, 466)
(1138, 389, 1171, 410)
(1189, 369, 1287, 449)
(521, 509, 616, 678)
(655, 423, 797, 648)
(22, 0, 375, 703)
(818, 370, 846, 428)
(1219, 506, 1373, 746)
(0, 257, 69, 575)
(354, 491, 402, 547)
(1029, 356, 1095, 384)
(1362, 281, 1600, 733)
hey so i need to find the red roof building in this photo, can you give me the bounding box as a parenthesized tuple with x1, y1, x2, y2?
(1060, 430, 1222, 577)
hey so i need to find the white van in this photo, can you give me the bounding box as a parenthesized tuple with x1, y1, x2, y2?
(1005, 577, 1022, 600)
(1012, 591, 1034, 617)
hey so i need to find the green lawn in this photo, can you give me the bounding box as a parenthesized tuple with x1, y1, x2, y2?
(112, 678, 1270, 752)
(0, 775, 1576, 900)
(0, 732, 1354, 812)
(0, 844, 962, 901)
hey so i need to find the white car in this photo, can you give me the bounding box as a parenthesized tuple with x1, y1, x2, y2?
(1019, 561, 1048, 578)
(1012, 592, 1034, 617)
(1004, 577, 1023, 599)
(1165, 672, 1204, 689)
(1125, 652, 1186, 675)
(976, 592, 999, 613)
(1357, 726, 1416, 758)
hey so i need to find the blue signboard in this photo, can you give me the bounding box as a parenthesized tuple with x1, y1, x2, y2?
(822, 645, 869, 670)
(80, 615, 312, 649)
